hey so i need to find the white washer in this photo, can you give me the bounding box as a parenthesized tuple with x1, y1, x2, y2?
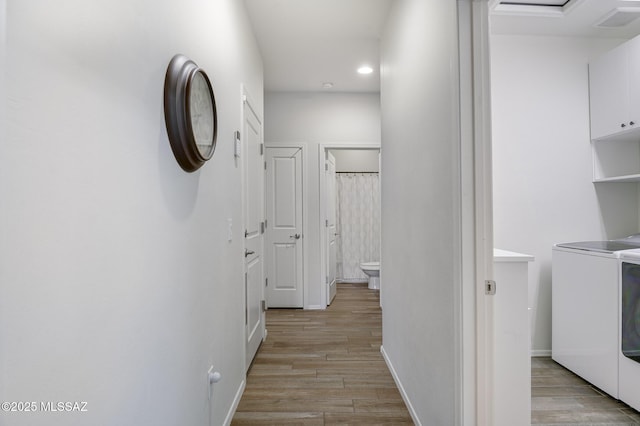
(552, 236, 640, 399)
(618, 249, 640, 411)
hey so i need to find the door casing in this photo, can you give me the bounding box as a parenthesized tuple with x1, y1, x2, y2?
(264, 146, 304, 308)
(264, 142, 308, 308)
(318, 143, 380, 309)
(325, 151, 337, 304)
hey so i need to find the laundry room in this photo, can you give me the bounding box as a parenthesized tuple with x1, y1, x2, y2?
(490, 0, 640, 416)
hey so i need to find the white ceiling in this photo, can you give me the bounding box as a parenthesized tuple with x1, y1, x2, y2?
(490, 0, 640, 37)
(244, 0, 640, 94)
(244, 0, 392, 93)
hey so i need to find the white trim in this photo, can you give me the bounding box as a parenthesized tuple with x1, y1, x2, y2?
(223, 379, 246, 426)
(239, 85, 249, 372)
(242, 88, 262, 125)
(380, 345, 421, 426)
(455, 2, 494, 425)
(337, 279, 368, 284)
(264, 141, 308, 309)
(531, 350, 552, 357)
(317, 142, 381, 308)
(457, 2, 476, 424)
(305, 304, 324, 310)
(319, 142, 381, 149)
(467, 2, 495, 426)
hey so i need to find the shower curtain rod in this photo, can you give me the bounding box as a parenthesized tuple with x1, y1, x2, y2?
(335, 171, 379, 174)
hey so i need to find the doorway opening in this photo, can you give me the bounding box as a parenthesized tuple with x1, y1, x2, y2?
(319, 145, 381, 306)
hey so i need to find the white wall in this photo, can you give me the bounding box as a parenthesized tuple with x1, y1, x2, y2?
(264, 92, 381, 307)
(491, 35, 639, 354)
(330, 149, 380, 172)
(0, 0, 5, 411)
(0, 2, 262, 425)
(380, 0, 462, 423)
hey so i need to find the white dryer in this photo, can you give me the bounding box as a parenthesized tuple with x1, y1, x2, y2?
(618, 249, 640, 411)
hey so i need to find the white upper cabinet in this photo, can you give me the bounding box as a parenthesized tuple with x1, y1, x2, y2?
(589, 35, 640, 182)
(589, 42, 630, 140)
(627, 36, 640, 131)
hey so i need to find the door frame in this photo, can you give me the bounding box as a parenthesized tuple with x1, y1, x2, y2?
(458, 1, 494, 424)
(471, 2, 494, 425)
(325, 151, 337, 305)
(264, 141, 308, 308)
(318, 142, 380, 309)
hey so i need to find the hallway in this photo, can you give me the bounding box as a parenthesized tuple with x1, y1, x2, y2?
(231, 283, 413, 425)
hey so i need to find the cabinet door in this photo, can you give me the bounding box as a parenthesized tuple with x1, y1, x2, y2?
(627, 36, 640, 132)
(589, 43, 629, 140)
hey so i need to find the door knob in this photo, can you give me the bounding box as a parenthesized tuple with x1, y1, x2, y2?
(290, 233, 301, 240)
(245, 249, 255, 257)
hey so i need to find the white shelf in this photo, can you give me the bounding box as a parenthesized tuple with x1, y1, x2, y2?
(593, 173, 640, 183)
(592, 137, 640, 182)
(592, 126, 640, 143)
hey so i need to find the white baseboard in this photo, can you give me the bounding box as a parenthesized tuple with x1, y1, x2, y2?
(531, 349, 551, 357)
(305, 304, 324, 310)
(337, 279, 368, 284)
(223, 379, 246, 426)
(380, 345, 422, 426)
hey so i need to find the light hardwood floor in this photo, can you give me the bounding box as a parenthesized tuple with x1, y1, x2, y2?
(231, 282, 413, 425)
(532, 357, 640, 425)
(233, 283, 640, 425)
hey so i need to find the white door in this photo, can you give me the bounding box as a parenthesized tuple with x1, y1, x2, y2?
(242, 92, 264, 371)
(265, 147, 303, 308)
(326, 152, 337, 304)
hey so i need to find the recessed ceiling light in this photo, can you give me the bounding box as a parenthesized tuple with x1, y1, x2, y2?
(322, 82, 334, 89)
(357, 66, 373, 75)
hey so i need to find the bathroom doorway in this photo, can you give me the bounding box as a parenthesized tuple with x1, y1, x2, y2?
(319, 145, 381, 306)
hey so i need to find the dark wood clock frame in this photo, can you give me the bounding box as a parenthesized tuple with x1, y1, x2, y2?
(163, 54, 218, 172)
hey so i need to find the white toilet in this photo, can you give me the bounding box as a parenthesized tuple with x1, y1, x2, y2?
(360, 261, 380, 290)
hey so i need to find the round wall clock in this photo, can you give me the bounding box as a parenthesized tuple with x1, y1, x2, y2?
(163, 54, 218, 172)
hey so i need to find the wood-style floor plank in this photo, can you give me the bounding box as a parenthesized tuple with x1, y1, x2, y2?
(234, 284, 640, 425)
(532, 357, 640, 425)
(231, 282, 414, 425)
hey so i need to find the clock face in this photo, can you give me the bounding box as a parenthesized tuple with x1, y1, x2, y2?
(189, 70, 216, 159)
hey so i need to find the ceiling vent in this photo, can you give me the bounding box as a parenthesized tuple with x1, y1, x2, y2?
(594, 7, 640, 28)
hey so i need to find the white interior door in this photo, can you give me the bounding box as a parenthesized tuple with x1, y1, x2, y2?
(326, 152, 337, 304)
(242, 92, 264, 371)
(265, 147, 303, 308)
